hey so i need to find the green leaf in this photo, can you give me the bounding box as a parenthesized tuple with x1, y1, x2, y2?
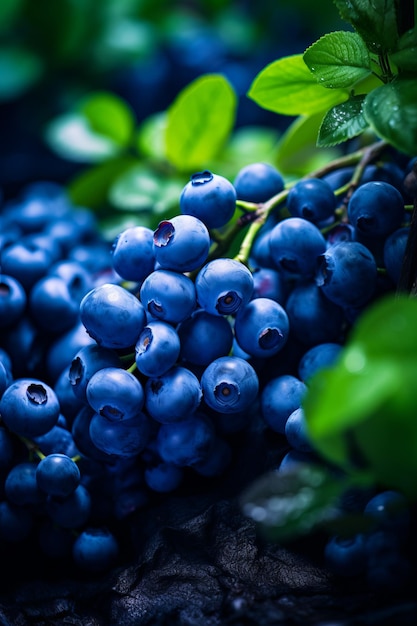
(317, 95, 369, 147)
(136, 112, 168, 160)
(247, 54, 349, 116)
(209, 125, 281, 180)
(390, 27, 417, 72)
(240, 463, 348, 542)
(275, 112, 341, 176)
(346, 293, 417, 359)
(45, 112, 122, 163)
(333, 0, 399, 54)
(363, 79, 417, 156)
(165, 74, 237, 172)
(109, 164, 183, 221)
(303, 31, 371, 88)
(68, 156, 138, 210)
(0, 46, 43, 101)
(80, 92, 135, 147)
(303, 295, 417, 499)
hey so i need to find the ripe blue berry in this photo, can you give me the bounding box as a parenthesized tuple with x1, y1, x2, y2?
(89, 411, 151, 457)
(86, 367, 145, 420)
(260, 374, 307, 434)
(0, 274, 27, 329)
(144, 365, 202, 423)
(72, 527, 119, 572)
(177, 309, 233, 367)
(153, 214, 210, 272)
(80, 283, 147, 349)
(234, 297, 289, 358)
(195, 258, 254, 316)
(233, 162, 284, 203)
(111, 225, 155, 282)
(140, 269, 196, 324)
(201, 356, 259, 414)
(156, 411, 216, 467)
(287, 177, 337, 224)
(0, 378, 60, 438)
(348, 181, 405, 239)
(135, 320, 181, 377)
(269, 217, 327, 278)
(180, 170, 237, 229)
(316, 241, 377, 309)
(36, 453, 81, 498)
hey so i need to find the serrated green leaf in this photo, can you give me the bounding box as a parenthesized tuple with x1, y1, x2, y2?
(303, 31, 371, 88)
(275, 112, 341, 176)
(0, 46, 43, 100)
(247, 54, 349, 116)
(80, 91, 135, 147)
(240, 463, 347, 541)
(317, 95, 369, 147)
(363, 79, 417, 156)
(165, 73, 237, 172)
(333, 0, 399, 54)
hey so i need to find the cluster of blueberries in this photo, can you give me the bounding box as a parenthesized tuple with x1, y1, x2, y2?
(0, 156, 415, 580)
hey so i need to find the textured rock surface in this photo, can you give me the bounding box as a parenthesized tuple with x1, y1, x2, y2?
(1, 430, 416, 625)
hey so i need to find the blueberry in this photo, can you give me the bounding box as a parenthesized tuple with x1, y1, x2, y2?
(144, 365, 202, 423)
(348, 181, 405, 239)
(177, 309, 233, 367)
(153, 214, 210, 272)
(180, 170, 237, 229)
(86, 367, 145, 421)
(324, 534, 367, 577)
(72, 527, 119, 572)
(316, 241, 377, 309)
(234, 297, 289, 358)
(287, 177, 337, 224)
(140, 269, 197, 324)
(251, 266, 288, 303)
(284, 407, 313, 452)
(298, 342, 343, 383)
(0, 240, 54, 291)
(285, 282, 345, 346)
(36, 453, 81, 498)
(29, 275, 80, 335)
(383, 227, 409, 285)
(269, 217, 327, 278)
(111, 225, 156, 283)
(69, 344, 121, 402)
(195, 258, 254, 316)
(135, 320, 181, 377)
(80, 283, 147, 349)
(0, 378, 60, 438)
(144, 462, 184, 493)
(201, 356, 259, 414)
(260, 374, 307, 434)
(5, 462, 45, 507)
(0, 274, 26, 329)
(89, 411, 151, 457)
(233, 162, 284, 203)
(156, 411, 216, 467)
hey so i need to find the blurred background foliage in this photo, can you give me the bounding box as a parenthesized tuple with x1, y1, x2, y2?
(0, 0, 345, 205)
